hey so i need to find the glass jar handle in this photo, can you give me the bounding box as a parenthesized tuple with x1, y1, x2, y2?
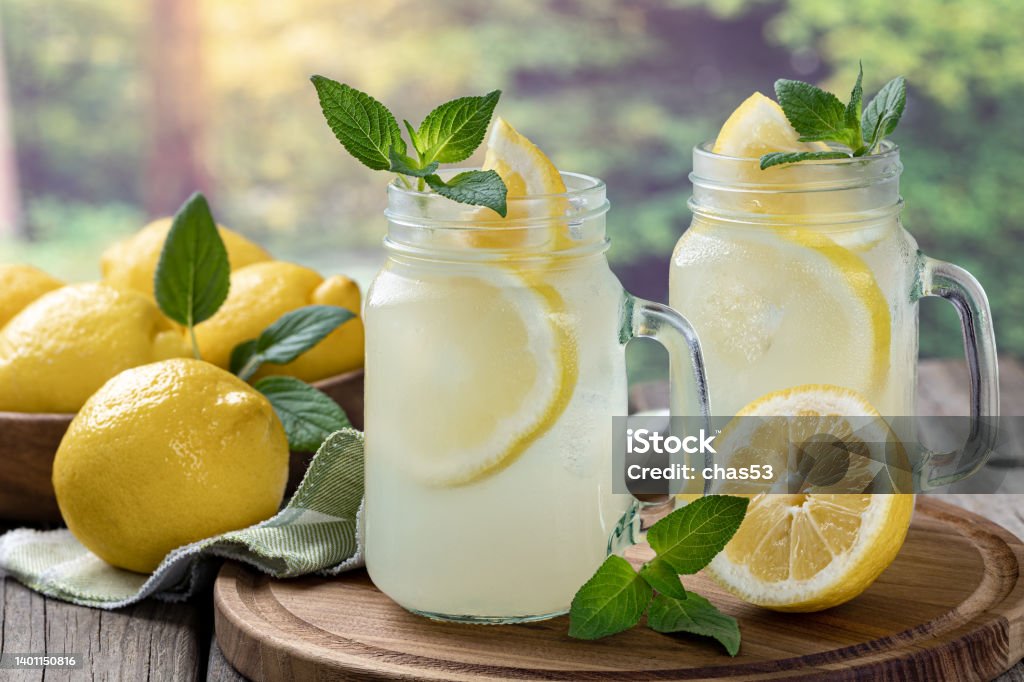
(625, 296, 712, 513)
(915, 255, 1000, 490)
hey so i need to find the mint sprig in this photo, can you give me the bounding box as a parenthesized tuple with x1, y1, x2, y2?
(568, 495, 749, 655)
(760, 63, 907, 169)
(155, 192, 230, 358)
(155, 193, 353, 451)
(311, 76, 507, 216)
(230, 304, 355, 381)
(253, 376, 352, 452)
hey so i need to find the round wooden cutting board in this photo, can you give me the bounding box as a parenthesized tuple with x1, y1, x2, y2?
(214, 499, 1024, 681)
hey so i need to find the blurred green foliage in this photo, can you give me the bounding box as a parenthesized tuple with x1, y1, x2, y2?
(1, 0, 1020, 358)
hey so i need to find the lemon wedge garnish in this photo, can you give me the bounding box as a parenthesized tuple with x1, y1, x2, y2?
(484, 116, 567, 196)
(699, 385, 914, 612)
(713, 92, 828, 157)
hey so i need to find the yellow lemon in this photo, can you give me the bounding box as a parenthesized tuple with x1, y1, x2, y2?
(0, 283, 190, 413)
(101, 217, 271, 299)
(699, 386, 914, 611)
(0, 264, 63, 329)
(194, 261, 364, 382)
(52, 359, 288, 573)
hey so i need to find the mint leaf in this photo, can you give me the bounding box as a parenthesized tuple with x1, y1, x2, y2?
(639, 558, 687, 599)
(155, 192, 229, 358)
(861, 76, 906, 153)
(403, 119, 423, 156)
(648, 593, 741, 656)
(230, 305, 355, 381)
(647, 495, 749, 575)
(388, 150, 438, 178)
(425, 170, 508, 217)
(759, 150, 853, 169)
(311, 76, 405, 171)
(568, 555, 652, 640)
(417, 91, 500, 164)
(845, 62, 864, 143)
(774, 79, 850, 145)
(254, 376, 351, 452)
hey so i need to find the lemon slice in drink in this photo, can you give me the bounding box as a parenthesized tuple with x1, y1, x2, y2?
(382, 118, 577, 486)
(703, 385, 914, 612)
(374, 267, 576, 487)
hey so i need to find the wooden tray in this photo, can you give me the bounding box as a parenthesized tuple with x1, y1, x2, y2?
(213, 498, 1024, 681)
(0, 369, 364, 522)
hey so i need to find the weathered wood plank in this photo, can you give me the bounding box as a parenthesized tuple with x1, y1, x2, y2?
(0, 576, 203, 681)
(207, 638, 247, 681)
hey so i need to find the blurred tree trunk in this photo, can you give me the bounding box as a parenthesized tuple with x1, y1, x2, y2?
(0, 20, 24, 239)
(144, 0, 209, 217)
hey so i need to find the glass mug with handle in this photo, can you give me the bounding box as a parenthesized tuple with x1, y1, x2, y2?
(363, 171, 709, 623)
(670, 141, 999, 491)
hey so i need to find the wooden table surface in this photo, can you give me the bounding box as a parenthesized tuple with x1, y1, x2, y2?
(1, 358, 1021, 681)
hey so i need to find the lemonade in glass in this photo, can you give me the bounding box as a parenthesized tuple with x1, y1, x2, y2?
(363, 121, 710, 622)
(666, 88, 998, 612)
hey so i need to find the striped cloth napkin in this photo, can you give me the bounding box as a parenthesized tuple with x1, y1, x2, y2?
(0, 428, 365, 609)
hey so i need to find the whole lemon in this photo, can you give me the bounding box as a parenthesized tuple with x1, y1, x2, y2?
(0, 283, 190, 413)
(101, 218, 271, 298)
(0, 264, 63, 329)
(195, 261, 365, 382)
(53, 359, 288, 572)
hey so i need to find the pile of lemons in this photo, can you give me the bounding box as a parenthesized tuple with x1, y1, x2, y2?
(0, 220, 364, 572)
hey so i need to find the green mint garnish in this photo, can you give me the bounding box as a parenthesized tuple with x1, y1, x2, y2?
(646, 495, 749, 574)
(310, 77, 405, 171)
(230, 305, 355, 381)
(647, 592, 741, 656)
(154, 192, 230, 358)
(568, 495, 749, 656)
(760, 62, 907, 169)
(638, 557, 687, 600)
(568, 555, 652, 640)
(861, 75, 906, 153)
(425, 170, 508, 218)
(416, 91, 500, 164)
(252, 376, 352, 452)
(311, 76, 508, 216)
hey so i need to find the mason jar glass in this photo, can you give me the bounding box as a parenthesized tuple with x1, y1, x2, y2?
(670, 142, 998, 490)
(364, 171, 709, 622)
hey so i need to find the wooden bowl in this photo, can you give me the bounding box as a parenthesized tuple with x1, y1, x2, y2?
(0, 368, 364, 523)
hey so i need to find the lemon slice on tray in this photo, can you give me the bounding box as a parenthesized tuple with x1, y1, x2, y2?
(699, 385, 914, 612)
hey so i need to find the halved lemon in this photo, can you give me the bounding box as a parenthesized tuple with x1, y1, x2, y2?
(701, 385, 914, 612)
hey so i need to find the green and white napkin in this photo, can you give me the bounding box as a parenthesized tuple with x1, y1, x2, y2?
(0, 428, 365, 609)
